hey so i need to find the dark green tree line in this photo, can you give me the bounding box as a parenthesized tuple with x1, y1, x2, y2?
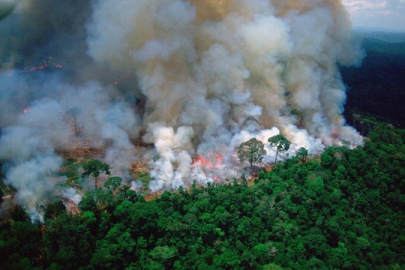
(1, 121, 404, 269)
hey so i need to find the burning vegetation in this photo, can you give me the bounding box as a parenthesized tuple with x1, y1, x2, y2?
(0, 0, 364, 220)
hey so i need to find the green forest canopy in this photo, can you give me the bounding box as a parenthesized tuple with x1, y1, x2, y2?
(1, 119, 405, 269)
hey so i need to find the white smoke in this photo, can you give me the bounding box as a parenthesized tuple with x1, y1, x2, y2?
(146, 126, 194, 192)
(0, 0, 364, 215)
(0, 125, 64, 222)
(86, 0, 363, 188)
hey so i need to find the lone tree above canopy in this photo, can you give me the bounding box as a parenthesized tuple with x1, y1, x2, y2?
(268, 134, 291, 164)
(237, 138, 266, 169)
(82, 159, 111, 189)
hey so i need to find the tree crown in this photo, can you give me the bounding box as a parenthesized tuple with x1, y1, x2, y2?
(237, 138, 266, 167)
(268, 134, 291, 152)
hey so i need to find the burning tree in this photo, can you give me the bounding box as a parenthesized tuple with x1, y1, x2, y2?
(268, 134, 291, 164)
(237, 138, 266, 169)
(82, 159, 110, 189)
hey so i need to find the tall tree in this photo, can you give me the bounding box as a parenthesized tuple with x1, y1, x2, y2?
(82, 159, 110, 189)
(268, 134, 291, 164)
(237, 138, 266, 169)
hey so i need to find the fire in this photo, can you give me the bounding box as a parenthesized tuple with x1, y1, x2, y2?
(23, 60, 63, 73)
(191, 152, 223, 168)
(145, 193, 161, 202)
(213, 152, 224, 163)
(265, 166, 274, 172)
(192, 156, 213, 167)
(110, 74, 133, 86)
(29, 65, 46, 71)
(190, 152, 224, 182)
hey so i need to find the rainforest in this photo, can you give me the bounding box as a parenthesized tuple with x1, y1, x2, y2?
(1, 1, 405, 269)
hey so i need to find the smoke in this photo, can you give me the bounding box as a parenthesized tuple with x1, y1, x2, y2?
(0, 0, 363, 218)
(0, 125, 64, 222)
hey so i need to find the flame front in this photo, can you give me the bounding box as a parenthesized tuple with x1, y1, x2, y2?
(192, 152, 224, 168)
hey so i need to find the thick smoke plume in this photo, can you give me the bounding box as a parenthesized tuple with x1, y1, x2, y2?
(0, 0, 363, 219)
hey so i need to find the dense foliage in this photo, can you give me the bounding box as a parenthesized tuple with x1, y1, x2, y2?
(1, 120, 404, 269)
(82, 159, 111, 190)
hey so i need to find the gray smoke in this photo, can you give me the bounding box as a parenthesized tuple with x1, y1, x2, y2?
(0, 125, 64, 222)
(0, 0, 364, 217)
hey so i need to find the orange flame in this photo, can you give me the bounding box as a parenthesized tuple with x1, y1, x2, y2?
(191, 152, 224, 182)
(191, 152, 223, 168)
(24, 61, 63, 72)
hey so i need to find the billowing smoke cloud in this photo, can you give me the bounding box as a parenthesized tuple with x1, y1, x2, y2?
(86, 0, 363, 189)
(0, 0, 363, 217)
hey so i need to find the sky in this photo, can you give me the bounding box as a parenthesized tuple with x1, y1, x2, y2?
(343, 0, 405, 32)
